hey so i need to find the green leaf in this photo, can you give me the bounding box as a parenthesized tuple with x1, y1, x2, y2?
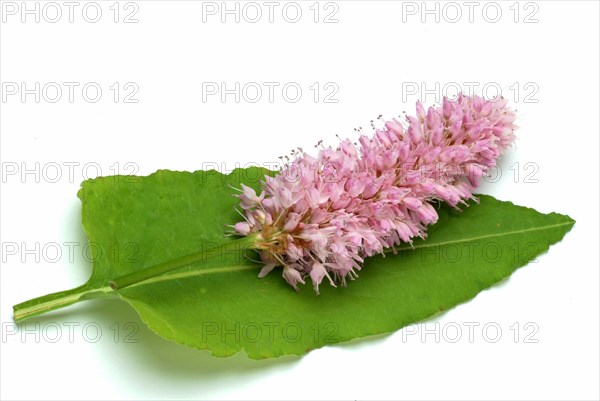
(13, 168, 574, 359)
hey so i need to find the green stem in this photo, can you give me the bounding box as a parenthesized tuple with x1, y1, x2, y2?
(109, 235, 259, 290)
(13, 284, 113, 323)
(13, 235, 259, 322)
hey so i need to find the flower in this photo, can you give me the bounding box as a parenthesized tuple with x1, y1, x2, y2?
(234, 94, 517, 292)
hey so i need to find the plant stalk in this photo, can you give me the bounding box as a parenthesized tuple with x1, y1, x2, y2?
(13, 235, 259, 322)
(13, 285, 112, 323)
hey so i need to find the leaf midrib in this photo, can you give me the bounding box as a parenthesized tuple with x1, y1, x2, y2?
(122, 220, 573, 289)
(392, 220, 573, 251)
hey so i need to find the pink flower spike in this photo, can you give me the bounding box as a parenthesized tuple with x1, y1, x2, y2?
(234, 93, 517, 292)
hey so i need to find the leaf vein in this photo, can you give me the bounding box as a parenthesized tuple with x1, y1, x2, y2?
(125, 221, 573, 289)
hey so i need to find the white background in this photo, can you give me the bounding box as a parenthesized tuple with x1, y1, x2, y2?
(1, 1, 599, 400)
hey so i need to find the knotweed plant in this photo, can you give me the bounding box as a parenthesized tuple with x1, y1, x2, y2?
(12, 88, 577, 364)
